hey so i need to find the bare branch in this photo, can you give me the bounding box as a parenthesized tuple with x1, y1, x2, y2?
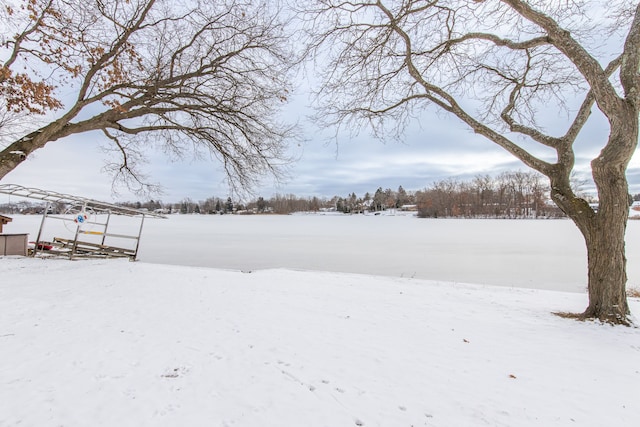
(374, 1, 554, 174)
(500, 0, 624, 117)
(101, 128, 160, 195)
(0, 0, 298, 194)
(444, 32, 551, 51)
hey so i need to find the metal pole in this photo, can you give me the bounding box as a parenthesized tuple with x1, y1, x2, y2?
(132, 214, 146, 260)
(101, 210, 111, 246)
(33, 203, 50, 257)
(70, 202, 87, 259)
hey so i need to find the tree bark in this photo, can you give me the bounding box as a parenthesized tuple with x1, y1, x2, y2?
(0, 124, 64, 180)
(552, 175, 631, 324)
(582, 211, 630, 324)
(580, 152, 634, 323)
(555, 112, 637, 325)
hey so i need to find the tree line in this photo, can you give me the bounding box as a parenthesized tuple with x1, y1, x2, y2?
(414, 171, 563, 219)
(116, 170, 571, 218)
(4, 170, 636, 218)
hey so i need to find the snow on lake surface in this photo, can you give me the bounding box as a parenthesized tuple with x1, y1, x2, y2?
(1, 257, 639, 426)
(8, 213, 640, 292)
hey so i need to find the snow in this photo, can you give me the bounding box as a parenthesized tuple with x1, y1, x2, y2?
(9, 213, 640, 292)
(1, 215, 640, 426)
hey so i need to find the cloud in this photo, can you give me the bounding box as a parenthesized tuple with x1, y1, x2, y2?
(2, 79, 639, 204)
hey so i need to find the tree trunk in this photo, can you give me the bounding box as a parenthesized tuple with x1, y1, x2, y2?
(0, 123, 67, 180)
(582, 215, 630, 324)
(555, 183, 631, 325)
(580, 154, 633, 324)
(549, 104, 636, 325)
(0, 136, 36, 180)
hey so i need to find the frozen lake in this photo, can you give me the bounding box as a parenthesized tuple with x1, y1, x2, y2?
(7, 213, 640, 293)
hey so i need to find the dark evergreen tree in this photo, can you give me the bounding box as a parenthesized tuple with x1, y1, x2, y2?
(257, 197, 267, 213)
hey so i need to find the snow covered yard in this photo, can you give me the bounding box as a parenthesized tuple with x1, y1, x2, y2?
(1, 257, 639, 426)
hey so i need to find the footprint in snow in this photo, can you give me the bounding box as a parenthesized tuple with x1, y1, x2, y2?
(161, 366, 189, 378)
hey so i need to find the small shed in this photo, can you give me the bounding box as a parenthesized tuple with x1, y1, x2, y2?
(0, 214, 12, 233)
(0, 214, 28, 256)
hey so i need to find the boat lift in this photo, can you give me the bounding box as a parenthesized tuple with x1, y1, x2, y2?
(0, 184, 165, 260)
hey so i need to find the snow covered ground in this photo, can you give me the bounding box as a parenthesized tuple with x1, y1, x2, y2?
(2, 214, 640, 426)
(1, 257, 639, 426)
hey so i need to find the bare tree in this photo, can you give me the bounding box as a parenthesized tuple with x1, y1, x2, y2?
(0, 0, 296, 194)
(473, 174, 495, 217)
(300, 0, 640, 324)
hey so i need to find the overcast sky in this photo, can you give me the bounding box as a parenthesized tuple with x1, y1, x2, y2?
(2, 79, 640, 206)
(2, 91, 640, 205)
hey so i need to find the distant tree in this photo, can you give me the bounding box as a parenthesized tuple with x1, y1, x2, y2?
(363, 192, 372, 210)
(383, 188, 396, 212)
(372, 187, 385, 211)
(0, 0, 297, 194)
(256, 197, 267, 213)
(473, 175, 494, 217)
(415, 190, 434, 218)
(435, 179, 453, 217)
(302, 0, 640, 323)
(225, 197, 234, 214)
(201, 197, 218, 214)
(142, 199, 161, 211)
(178, 198, 196, 214)
(309, 196, 320, 212)
(347, 192, 357, 213)
(416, 172, 550, 219)
(396, 185, 410, 208)
(267, 193, 312, 213)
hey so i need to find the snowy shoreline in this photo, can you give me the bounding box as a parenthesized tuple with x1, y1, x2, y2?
(1, 256, 639, 426)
